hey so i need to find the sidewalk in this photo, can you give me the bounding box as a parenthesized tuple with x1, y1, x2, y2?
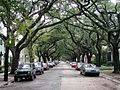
(0, 73, 14, 88)
(100, 71, 120, 84)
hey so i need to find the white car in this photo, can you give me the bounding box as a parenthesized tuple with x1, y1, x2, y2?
(34, 62, 44, 75)
(48, 62, 54, 68)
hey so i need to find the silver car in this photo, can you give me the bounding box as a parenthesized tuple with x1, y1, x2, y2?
(34, 62, 44, 75)
(80, 63, 100, 76)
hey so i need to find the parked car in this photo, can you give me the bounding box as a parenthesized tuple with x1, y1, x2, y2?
(34, 62, 44, 75)
(52, 62, 56, 67)
(14, 63, 36, 81)
(53, 60, 59, 65)
(70, 62, 77, 68)
(43, 63, 49, 70)
(48, 61, 54, 68)
(66, 60, 69, 63)
(80, 63, 100, 76)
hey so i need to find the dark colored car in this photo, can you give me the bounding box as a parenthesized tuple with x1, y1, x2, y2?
(14, 63, 36, 81)
(34, 62, 44, 75)
(80, 63, 100, 76)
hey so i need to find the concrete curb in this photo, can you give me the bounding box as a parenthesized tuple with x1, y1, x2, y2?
(100, 73, 120, 84)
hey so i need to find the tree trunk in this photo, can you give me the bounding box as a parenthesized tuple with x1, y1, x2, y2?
(112, 43, 120, 73)
(10, 49, 20, 74)
(81, 53, 85, 63)
(77, 53, 81, 62)
(86, 52, 92, 63)
(96, 46, 101, 67)
(42, 54, 47, 63)
(38, 55, 41, 62)
(46, 52, 50, 61)
(4, 47, 9, 81)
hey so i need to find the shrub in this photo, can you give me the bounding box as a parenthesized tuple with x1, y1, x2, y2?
(91, 60, 96, 65)
(102, 61, 113, 66)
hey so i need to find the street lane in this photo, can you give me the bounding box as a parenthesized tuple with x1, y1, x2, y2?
(61, 62, 119, 90)
(0, 64, 62, 90)
(0, 61, 120, 90)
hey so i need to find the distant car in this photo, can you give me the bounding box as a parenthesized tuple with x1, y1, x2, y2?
(34, 62, 44, 75)
(52, 62, 56, 67)
(70, 62, 77, 68)
(14, 63, 36, 81)
(48, 62, 54, 68)
(53, 60, 59, 65)
(66, 60, 69, 63)
(80, 63, 100, 76)
(75, 63, 84, 70)
(43, 63, 49, 70)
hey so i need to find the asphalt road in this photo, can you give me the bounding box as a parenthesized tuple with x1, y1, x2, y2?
(0, 62, 120, 90)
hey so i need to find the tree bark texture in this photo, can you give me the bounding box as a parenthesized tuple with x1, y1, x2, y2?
(10, 49, 20, 74)
(4, 47, 9, 81)
(112, 43, 120, 73)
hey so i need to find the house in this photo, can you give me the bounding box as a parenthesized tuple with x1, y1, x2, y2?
(0, 38, 5, 66)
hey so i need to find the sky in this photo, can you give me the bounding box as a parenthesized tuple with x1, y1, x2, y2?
(111, 0, 116, 3)
(111, 0, 120, 3)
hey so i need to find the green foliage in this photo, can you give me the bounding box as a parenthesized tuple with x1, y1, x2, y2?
(100, 65, 113, 70)
(15, 19, 32, 34)
(102, 61, 113, 66)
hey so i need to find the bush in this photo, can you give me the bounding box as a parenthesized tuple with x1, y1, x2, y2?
(102, 61, 113, 66)
(91, 60, 96, 65)
(100, 65, 113, 70)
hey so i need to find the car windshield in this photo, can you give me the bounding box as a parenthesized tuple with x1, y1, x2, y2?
(85, 64, 96, 68)
(18, 64, 31, 69)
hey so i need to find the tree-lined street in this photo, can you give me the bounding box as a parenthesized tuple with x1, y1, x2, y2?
(0, 62, 120, 90)
(0, 0, 120, 90)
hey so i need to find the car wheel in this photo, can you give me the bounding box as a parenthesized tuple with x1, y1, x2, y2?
(38, 71, 41, 75)
(14, 76, 18, 82)
(30, 75, 34, 81)
(40, 71, 42, 75)
(80, 71, 82, 75)
(34, 75, 36, 78)
(96, 73, 99, 77)
(82, 71, 86, 76)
